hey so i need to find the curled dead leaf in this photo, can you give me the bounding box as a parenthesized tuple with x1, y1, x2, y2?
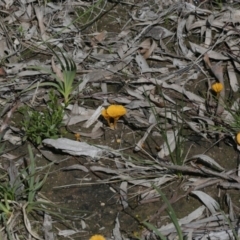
(138, 38, 156, 59)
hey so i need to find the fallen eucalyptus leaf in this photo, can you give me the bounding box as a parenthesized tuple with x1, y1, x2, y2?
(227, 61, 239, 92)
(191, 190, 220, 214)
(158, 206, 206, 235)
(112, 216, 123, 240)
(42, 138, 105, 159)
(186, 154, 224, 171)
(158, 130, 179, 158)
(120, 181, 128, 209)
(189, 42, 229, 60)
(43, 213, 54, 240)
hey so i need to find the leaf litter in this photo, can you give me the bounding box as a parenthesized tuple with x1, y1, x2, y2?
(1, 0, 240, 239)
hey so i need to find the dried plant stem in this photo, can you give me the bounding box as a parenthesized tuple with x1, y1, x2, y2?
(156, 158, 240, 183)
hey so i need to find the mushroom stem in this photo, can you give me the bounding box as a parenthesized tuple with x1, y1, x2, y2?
(113, 117, 120, 129)
(106, 118, 111, 128)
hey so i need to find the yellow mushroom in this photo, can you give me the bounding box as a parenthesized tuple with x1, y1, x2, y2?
(211, 82, 223, 93)
(89, 235, 106, 240)
(74, 133, 81, 141)
(101, 108, 110, 125)
(101, 105, 127, 129)
(236, 132, 240, 145)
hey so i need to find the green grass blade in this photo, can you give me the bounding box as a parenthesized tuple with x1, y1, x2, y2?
(153, 185, 183, 240)
(27, 145, 36, 203)
(142, 221, 167, 240)
(46, 43, 64, 68)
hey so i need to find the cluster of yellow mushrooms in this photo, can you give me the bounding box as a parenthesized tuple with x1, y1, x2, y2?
(100, 85, 240, 145)
(101, 105, 127, 130)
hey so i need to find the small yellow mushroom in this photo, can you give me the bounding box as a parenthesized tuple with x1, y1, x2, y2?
(74, 133, 81, 141)
(101, 105, 127, 129)
(89, 235, 106, 240)
(101, 108, 111, 127)
(211, 82, 223, 93)
(236, 132, 240, 145)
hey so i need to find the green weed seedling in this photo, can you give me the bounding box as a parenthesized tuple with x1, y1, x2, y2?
(150, 101, 185, 168)
(20, 91, 64, 145)
(0, 144, 85, 239)
(0, 184, 15, 219)
(23, 146, 88, 231)
(21, 146, 58, 216)
(27, 47, 77, 106)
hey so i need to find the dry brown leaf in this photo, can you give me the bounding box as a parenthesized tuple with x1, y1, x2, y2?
(203, 54, 211, 68)
(211, 62, 224, 83)
(91, 31, 107, 47)
(0, 67, 6, 76)
(138, 38, 156, 59)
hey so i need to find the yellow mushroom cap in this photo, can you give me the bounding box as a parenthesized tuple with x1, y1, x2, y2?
(106, 105, 127, 118)
(89, 235, 106, 240)
(101, 108, 109, 119)
(236, 132, 240, 145)
(211, 82, 223, 93)
(101, 105, 126, 129)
